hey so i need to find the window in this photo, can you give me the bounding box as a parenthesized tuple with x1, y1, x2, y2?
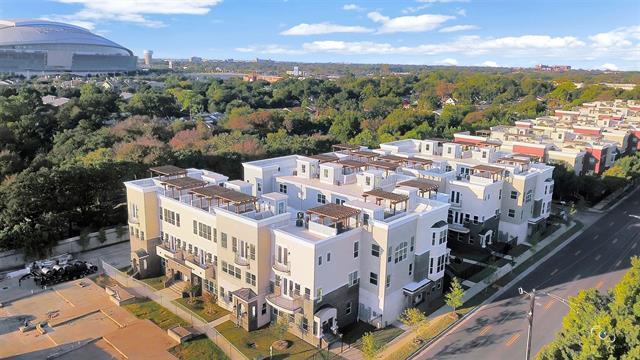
(318, 256, 322, 266)
(279, 184, 288, 194)
(410, 236, 415, 251)
(198, 222, 212, 240)
(213, 229, 217, 243)
(525, 190, 532, 203)
(409, 263, 413, 276)
(508, 209, 515, 218)
(345, 301, 352, 315)
(432, 232, 436, 246)
(326, 252, 331, 262)
(159, 207, 163, 220)
(316, 288, 323, 302)
(429, 258, 434, 274)
(365, 177, 371, 186)
(473, 215, 479, 224)
(353, 241, 359, 258)
(369, 272, 378, 285)
(221, 233, 227, 248)
(371, 244, 380, 257)
(257, 181, 262, 192)
(176, 213, 180, 227)
(232, 237, 238, 252)
(250, 244, 256, 260)
(262, 303, 267, 315)
(385, 274, 391, 288)
(425, 144, 430, 151)
(323, 169, 329, 178)
(301, 164, 306, 173)
(348, 271, 359, 286)
(302, 317, 309, 331)
(246, 272, 256, 286)
(193, 220, 197, 234)
(394, 242, 408, 263)
(317, 193, 326, 204)
(388, 247, 392, 263)
(464, 213, 470, 223)
(363, 213, 370, 225)
(510, 191, 518, 200)
(499, 189, 502, 199)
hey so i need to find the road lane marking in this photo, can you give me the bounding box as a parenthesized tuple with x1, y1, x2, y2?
(544, 301, 554, 310)
(595, 254, 602, 261)
(613, 238, 619, 244)
(594, 234, 600, 239)
(595, 280, 604, 289)
(610, 221, 615, 227)
(624, 210, 628, 214)
(574, 250, 581, 256)
(506, 333, 521, 347)
(550, 269, 558, 276)
(478, 325, 492, 336)
(574, 274, 581, 281)
(616, 260, 622, 267)
(632, 243, 637, 250)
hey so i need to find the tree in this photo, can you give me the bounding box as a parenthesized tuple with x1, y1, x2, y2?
(97, 227, 107, 243)
(115, 225, 127, 240)
(183, 282, 200, 305)
(270, 316, 289, 341)
(361, 332, 380, 360)
(538, 256, 640, 360)
(399, 307, 429, 342)
(445, 277, 465, 316)
(202, 291, 218, 315)
(78, 228, 91, 250)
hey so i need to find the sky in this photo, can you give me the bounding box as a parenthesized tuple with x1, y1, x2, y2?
(1, 0, 639, 70)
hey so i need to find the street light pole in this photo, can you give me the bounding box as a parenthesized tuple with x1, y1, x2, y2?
(525, 289, 535, 360)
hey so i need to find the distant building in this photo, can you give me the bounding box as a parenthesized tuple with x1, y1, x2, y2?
(190, 56, 203, 63)
(143, 50, 153, 66)
(243, 72, 283, 83)
(534, 64, 571, 72)
(41, 95, 70, 107)
(0, 19, 136, 74)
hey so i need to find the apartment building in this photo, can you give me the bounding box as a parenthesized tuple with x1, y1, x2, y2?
(378, 138, 554, 249)
(126, 149, 452, 346)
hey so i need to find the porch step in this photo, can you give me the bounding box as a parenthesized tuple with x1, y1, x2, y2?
(169, 281, 187, 295)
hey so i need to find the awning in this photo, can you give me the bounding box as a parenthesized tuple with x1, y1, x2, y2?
(449, 223, 470, 234)
(403, 278, 432, 295)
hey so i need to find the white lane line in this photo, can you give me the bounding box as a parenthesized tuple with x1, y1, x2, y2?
(573, 274, 581, 281)
(550, 269, 559, 276)
(594, 234, 600, 239)
(632, 243, 637, 250)
(613, 238, 619, 244)
(595, 254, 602, 261)
(610, 221, 615, 226)
(615, 260, 622, 267)
(574, 250, 581, 256)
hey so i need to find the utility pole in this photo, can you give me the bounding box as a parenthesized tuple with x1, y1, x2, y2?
(525, 289, 535, 360)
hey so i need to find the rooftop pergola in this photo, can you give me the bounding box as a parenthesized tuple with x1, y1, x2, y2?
(362, 189, 409, 215)
(189, 185, 257, 213)
(160, 177, 207, 198)
(150, 165, 187, 178)
(306, 203, 361, 232)
(366, 160, 400, 172)
(337, 159, 367, 169)
(332, 144, 359, 152)
(472, 164, 505, 181)
(309, 153, 339, 163)
(351, 150, 378, 159)
(398, 178, 439, 197)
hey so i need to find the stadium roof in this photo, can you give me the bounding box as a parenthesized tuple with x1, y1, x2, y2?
(0, 19, 133, 56)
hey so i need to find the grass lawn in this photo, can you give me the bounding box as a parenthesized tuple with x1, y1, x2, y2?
(91, 274, 118, 289)
(216, 320, 328, 360)
(123, 298, 188, 330)
(170, 335, 229, 360)
(342, 322, 403, 350)
(140, 275, 166, 291)
(173, 297, 230, 323)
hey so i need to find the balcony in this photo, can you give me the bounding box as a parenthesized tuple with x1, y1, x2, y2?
(265, 285, 306, 314)
(128, 216, 139, 224)
(234, 253, 250, 267)
(185, 255, 215, 279)
(449, 200, 462, 208)
(272, 256, 291, 274)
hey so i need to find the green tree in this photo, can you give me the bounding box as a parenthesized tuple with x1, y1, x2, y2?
(399, 307, 429, 341)
(328, 110, 361, 143)
(97, 227, 107, 243)
(361, 332, 380, 360)
(445, 277, 465, 316)
(270, 316, 289, 341)
(538, 256, 640, 360)
(78, 228, 91, 250)
(115, 225, 127, 240)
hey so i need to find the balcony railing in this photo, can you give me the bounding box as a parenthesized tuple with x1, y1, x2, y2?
(234, 253, 250, 267)
(265, 285, 306, 313)
(128, 216, 139, 224)
(272, 256, 291, 274)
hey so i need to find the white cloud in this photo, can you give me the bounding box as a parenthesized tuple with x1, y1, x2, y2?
(49, 0, 222, 28)
(281, 22, 372, 36)
(589, 25, 640, 49)
(438, 58, 458, 65)
(343, 4, 363, 11)
(402, 5, 430, 14)
(481, 60, 499, 67)
(367, 11, 455, 33)
(600, 63, 619, 71)
(235, 44, 303, 55)
(456, 9, 467, 17)
(439, 24, 478, 33)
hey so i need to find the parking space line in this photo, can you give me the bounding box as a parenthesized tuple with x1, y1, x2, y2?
(506, 333, 521, 347)
(613, 238, 619, 244)
(550, 269, 558, 276)
(574, 250, 581, 256)
(632, 243, 637, 250)
(609, 221, 615, 227)
(594, 234, 600, 239)
(478, 325, 492, 336)
(544, 301, 554, 310)
(595, 254, 601, 261)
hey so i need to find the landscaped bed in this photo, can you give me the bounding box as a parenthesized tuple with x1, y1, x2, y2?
(342, 321, 403, 350)
(173, 296, 230, 323)
(215, 320, 329, 360)
(170, 335, 229, 360)
(140, 275, 166, 291)
(124, 298, 188, 330)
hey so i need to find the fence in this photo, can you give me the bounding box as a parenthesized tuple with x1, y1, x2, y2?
(101, 260, 247, 360)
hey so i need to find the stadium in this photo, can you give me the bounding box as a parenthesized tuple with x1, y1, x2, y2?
(0, 19, 137, 74)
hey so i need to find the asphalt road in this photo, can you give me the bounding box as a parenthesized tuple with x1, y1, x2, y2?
(414, 188, 640, 360)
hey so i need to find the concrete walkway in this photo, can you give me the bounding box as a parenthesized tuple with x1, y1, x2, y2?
(329, 341, 365, 360)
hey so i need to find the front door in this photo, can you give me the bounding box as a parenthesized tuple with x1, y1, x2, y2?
(322, 318, 333, 334)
